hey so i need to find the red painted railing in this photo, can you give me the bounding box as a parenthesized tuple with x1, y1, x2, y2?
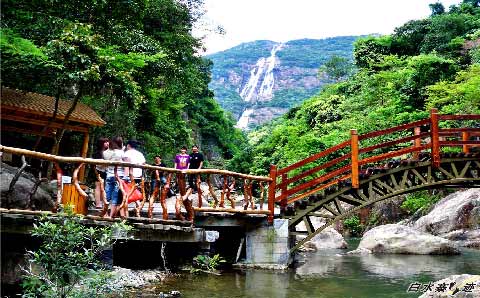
(268, 109, 480, 216)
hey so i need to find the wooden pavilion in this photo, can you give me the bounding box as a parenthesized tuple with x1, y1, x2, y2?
(1, 87, 106, 180)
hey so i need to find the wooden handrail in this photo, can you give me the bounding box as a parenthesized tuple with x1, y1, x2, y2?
(283, 165, 350, 198)
(277, 140, 350, 175)
(359, 133, 430, 154)
(359, 145, 428, 166)
(358, 119, 430, 141)
(0, 145, 272, 182)
(438, 114, 480, 120)
(277, 153, 351, 189)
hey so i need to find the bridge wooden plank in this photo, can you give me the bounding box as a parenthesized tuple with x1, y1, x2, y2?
(459, 162, 472, 178)
(439, 141, 480, 146)
(334, 198, 345, 215)
(277, 140, 350, 175)
(355, 189, 369, 201)
(411, 169, 427, 184)
(303, 216, 314, 234)
(438, 166, 455, 179)
(390, 174, 400, 190)
(339, 194, 363, 206)
(193, 207, 270, 215)
(451, 163, 460, 178)
(426, 166, 436, 183)
(359, 133, 429, 154)
(371, 184, 386, 196)
(359, 145, 428, 166)
(374, 179, 395, 193)
(439, 114, 480, 121)
(310, 212, 336, 219)
(323, 204, 340, 216)
(285, 165, 350, 197)
(277, 154, 351, 189)
(400, 170, 410, 188)
(285, 174, 351, 205)
(358, 119, 430, 141)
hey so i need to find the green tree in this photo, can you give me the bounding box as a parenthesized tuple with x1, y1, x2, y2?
(1, 0, 241, 167)
(429, 2, 445, 16)
(318, 55, 354, 82)
(22, 207, 132, 298)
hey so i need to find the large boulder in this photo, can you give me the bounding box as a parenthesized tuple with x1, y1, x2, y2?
(414, 189, 480, 247)
(348, 224, 460, 255)
(441, 229, 480, 249)
(418, 274, 480, 298)
(0, 162, 54, 210)
(296, 217, 348, 250)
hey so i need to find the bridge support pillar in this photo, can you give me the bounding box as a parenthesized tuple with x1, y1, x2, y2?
(243, 219, 291, 268)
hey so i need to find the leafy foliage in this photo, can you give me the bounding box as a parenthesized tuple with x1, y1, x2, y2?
(343, 215, 363, 237)
(21, 206, 132, 298)
(401, 191, 441, 214)
(233, 0, 480, 175)
(190, 254, 226, 274)
(1, 0, 241, 166)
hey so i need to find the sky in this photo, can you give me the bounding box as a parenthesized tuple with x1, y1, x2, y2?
(194, 0, 463, 54)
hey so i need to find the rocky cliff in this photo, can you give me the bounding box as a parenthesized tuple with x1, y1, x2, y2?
(206, 36, 360, 129)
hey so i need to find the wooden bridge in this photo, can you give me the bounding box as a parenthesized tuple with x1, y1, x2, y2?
(1, 109, 479, 254)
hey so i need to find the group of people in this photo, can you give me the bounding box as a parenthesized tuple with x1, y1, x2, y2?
(93, 136, 204, 219)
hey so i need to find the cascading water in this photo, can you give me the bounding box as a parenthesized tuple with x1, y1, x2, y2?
(239, 43, 283, 102)
(160, 242, 169, 273)
(236, 43, 283, 128)
(235, 108, 254, 129)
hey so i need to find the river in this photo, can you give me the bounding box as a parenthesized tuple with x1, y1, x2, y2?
(136, 239, 480, 298)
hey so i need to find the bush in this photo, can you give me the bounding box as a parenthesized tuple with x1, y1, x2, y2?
(191, 254, 226, 274)
(343, 215, 363, 236)
(21, 206, 132, 298)
(401, 190, 441, 214)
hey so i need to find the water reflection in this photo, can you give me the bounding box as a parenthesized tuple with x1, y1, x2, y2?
(150, 244, 480, 298)
(357, 253, 466, 279)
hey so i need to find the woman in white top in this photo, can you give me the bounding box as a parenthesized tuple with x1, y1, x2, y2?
(103, 136, 126, 218)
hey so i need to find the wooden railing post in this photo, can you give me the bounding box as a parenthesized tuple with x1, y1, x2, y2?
(350, 129, 359, 188)
(430, 108, 440, 168)
(280, 173, 287, 214)
(79, 131, 89, 182)
(413, 126, 421, 159)
(267, 165, 277, 224)
(462, 131, 470, 154)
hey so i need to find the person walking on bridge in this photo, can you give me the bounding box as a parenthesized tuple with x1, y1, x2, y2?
(174, 146, 194, 220)
(188, 145, 204, 193)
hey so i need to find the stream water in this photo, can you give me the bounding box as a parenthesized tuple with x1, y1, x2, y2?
(140, 239, 480, 298)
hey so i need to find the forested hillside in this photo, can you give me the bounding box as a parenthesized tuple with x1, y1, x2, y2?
(229, 0, 480, 175)
(207, 37, 359, 127)
(1, 0, 243, 164)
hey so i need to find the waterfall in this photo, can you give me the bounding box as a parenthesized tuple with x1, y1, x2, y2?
(239, 43, 283, 103)
(239, 58, 267, 102)
(235, 108, 254, 129)
(258, 44, 283, 100)
(236, 43, 283, 129)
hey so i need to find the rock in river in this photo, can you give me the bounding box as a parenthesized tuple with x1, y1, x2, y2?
(348, 224, 460, 255)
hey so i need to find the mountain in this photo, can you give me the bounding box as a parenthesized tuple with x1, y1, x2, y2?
(206, 36, 361, 129)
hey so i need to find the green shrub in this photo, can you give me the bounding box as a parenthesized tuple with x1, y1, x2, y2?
(191, 254, 226, 274)
(401, 190, 441, 214)
(343, 215, 363, 236)
(22, 206, 132, 298)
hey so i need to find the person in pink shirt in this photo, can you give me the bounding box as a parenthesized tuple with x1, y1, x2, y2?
(174, 146, 193, 220)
